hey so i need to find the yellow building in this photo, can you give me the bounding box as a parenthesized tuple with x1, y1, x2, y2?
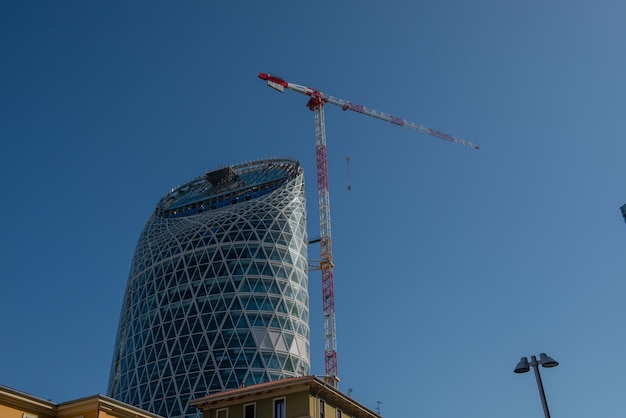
(190, 376, 381, 418)
(0, 384, 162, 418)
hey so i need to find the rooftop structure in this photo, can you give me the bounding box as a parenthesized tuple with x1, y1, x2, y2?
(190, 375, 382, 418)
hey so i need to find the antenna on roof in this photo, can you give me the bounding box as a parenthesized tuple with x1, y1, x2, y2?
(375, 401, 382, 415)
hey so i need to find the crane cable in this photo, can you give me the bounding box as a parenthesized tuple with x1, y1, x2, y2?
(346, 156, 351, 191)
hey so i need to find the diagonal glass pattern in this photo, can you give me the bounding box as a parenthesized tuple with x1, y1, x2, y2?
(108, 159, 310, 418)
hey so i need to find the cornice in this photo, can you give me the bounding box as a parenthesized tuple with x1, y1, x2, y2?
(0, 384, 56, 418)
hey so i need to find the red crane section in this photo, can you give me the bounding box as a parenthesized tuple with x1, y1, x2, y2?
(258, 72, 478, 386)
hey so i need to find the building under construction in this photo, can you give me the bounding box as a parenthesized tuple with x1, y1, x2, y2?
(108, 158, 311, 418)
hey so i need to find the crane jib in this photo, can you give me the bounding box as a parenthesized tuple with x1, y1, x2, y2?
(341, 101, 405, 127)
(342, 102, 365, 113)
(259, 72, 479, 150)
(428, 128, 456, 142)
(389, 115, 405, 126)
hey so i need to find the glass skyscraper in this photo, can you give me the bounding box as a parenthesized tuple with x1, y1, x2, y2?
(107, 158, 310, 418)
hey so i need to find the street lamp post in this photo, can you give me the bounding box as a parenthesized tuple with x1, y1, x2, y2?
(514, 353, 559, 418)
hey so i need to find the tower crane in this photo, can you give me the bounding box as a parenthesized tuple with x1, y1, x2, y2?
(258, 72, 479, 386)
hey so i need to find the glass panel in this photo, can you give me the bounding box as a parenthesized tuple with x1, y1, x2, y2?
(274, 399, 285, 418)
(244, 404, 255, 418)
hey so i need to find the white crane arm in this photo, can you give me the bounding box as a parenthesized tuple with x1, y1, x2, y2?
(258, 72, 479, 150)
(326, 95, 479, 149)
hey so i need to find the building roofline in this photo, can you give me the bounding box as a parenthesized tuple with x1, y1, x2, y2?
(0, 384, 56, 416)
(0, 384, 163, 418)
(190, 375, 313, 405)
(190, 376, 381, 418)
(154, 157, 303, 218)
(57, 394, 164, 418)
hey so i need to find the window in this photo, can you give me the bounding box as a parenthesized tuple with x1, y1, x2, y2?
(244, 403, 256, 418)
(319, 399, 325, 418)
(337, 409, 343, 418)
(216, 407, 228, 418)
(274, 398, 285, 418)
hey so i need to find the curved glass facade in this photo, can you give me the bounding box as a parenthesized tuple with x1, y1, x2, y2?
(107, 158, 310, 418)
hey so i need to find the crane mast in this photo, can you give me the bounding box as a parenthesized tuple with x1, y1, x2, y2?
(258, 72, 478, 386)
(310, 94, 338, 384)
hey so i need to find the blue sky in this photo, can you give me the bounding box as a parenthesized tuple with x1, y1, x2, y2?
(1, 1, 625, 417)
